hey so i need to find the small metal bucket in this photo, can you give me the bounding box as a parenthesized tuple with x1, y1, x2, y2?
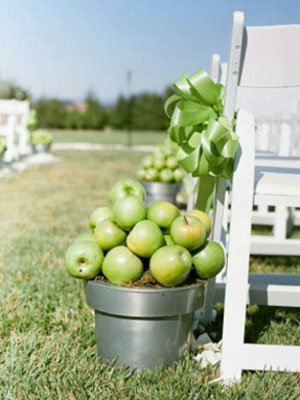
(32, 143, 51, 154)
(140, 181, 182, 206)
(84, 280, 204, 370)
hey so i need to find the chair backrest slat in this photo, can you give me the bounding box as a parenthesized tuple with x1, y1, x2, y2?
(240, 25, 300, 88)
(224, 16, 300, 118)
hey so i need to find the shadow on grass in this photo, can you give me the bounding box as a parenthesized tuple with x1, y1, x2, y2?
(207, 304, 300, 345)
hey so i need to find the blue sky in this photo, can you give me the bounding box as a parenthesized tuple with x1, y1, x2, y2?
(1, 0, 299, 102)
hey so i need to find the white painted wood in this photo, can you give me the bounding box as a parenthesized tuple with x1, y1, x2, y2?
(237, 87, 300, 119)
(256, 122, 271, 152)
(255, 155, 300, 168)
(3, 114, 17, 163)
(218, 12, 300, 381)
(0, 99, 31, 162)
(220, 63, 227, 86)
(273, 205, 288, 240)
(251, 212, 275, 225)
(17, 102, 30, 156)
(216, 64, 299, 242)
(254, 193, 300, 207)
(278, 122, 292, 156)
(0, 99, 30, 113)
(242, 344, 300, 372)
(202, 12, 245, 327)
(210, 54, 221, 83)
(203, 11, 245, 329)
(250, 236, 300, 255)
(224, 12, 244, 120)
(220, 107, 255, 382)
(215, 273, 300, 306)
(255, 165, 300, 197)
(239, 25, 300, 88)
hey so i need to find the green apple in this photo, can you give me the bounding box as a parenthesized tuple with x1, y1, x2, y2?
(137, 168, 146, 180)
(150, 245, 192, 287)
(89, 206, 113, 232)
(186, 209, 211, 237)
(65, 240, 104, 279)
(109, 179, 146, 206)
(127, 220, 164, 257)
(166, 156, 177, 170)
(94, 219, 126, 251)
(163, 148, 173, 157)
(153, 158, 165, 170)
(170, 215, 206, 251)
(174, 168, 184, 183)
(164, 234, 175, 245)
(153, 146, 164, 158)
(74, 232, 95, 243)
(147, 201, 180, 230)
(192, 240, 225, 279)
(144, 168, 159, 182)
(102, 246, 143, 284)
(113, 196, 146, 231)
(142, 155, 153, 169)
(159, 168, 174, 183)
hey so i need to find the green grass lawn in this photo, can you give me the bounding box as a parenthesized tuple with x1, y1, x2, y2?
(51, 129, 166, 146)
(0, 150, 300, 399)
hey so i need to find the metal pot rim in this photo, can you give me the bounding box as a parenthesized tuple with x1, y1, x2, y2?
(84, 279, 205, 317)
(86, 279, 204, 293)
(139, 180, 181, 187)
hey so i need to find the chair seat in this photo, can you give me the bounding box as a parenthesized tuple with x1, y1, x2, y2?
(255, 156, 300, 168)
(254, 164, 300, 205)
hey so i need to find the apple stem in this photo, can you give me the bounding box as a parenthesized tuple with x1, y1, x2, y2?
(183, 216, 189, 225)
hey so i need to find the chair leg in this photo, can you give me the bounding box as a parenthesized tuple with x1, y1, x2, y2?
(220, 109, 255, 382)
(220, 189, 252, 381)
(4, 115, 16, 163)
(286, 207, 293, 237)
(273, 205, 289, 239)
(19, 127, 29, 157)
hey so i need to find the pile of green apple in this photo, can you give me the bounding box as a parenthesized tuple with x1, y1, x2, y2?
(65, 179, 225, 287)
(30, 129, 53, 145)
(137, 143, 184, 183)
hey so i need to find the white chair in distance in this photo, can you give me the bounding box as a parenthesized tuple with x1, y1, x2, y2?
(0, 99, 30, 163)
(208, 12, 300, 381)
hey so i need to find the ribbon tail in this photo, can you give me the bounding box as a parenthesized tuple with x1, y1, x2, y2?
(195, 175, 216, 214)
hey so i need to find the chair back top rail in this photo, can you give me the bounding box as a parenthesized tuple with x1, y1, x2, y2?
(223, 14, 300, 118)
(0, 99, 30, 114)
(240, 25, 300, 88)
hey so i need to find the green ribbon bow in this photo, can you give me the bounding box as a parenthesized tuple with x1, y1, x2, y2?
(165, 69, 238, 213)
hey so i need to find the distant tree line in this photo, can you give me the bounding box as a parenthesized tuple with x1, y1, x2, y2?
(0, 80, 173, 131)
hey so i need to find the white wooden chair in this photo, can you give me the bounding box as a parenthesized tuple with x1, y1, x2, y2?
(0, 99, 30, 163)
(207, 12, 300, 381)
(209, 54, 300, 255)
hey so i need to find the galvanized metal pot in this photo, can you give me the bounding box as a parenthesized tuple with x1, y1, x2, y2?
(139, 181, 182, 206)
(84, 280, 204, 370)
(32, 143, 52, 154)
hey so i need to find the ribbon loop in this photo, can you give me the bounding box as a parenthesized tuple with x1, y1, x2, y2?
(165, 68, 239, 211)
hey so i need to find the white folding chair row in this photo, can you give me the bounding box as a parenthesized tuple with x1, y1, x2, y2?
(209, 54, 300, 255)
(202, 12, 300, 381)
(0, 99, 30, 163)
